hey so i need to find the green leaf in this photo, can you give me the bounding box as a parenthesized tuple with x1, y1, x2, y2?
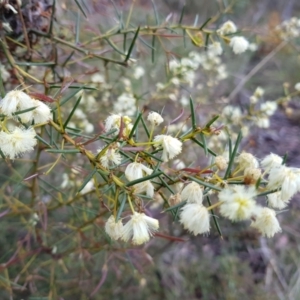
(200, 133, 208, 156)
(0, 70, 5, 98)
(77, 168, 97, 193)
(63, 95, 82, 128)
(106, 38, 127, 56)
(189, 96, 197, 129)
(46, 149, 81, 154)
(199, 17, 212, 30)
(35, 135, 52, 148)
(151, 35, 156, 63)
(75, 9, 81, 44)
(206, 195, 222, 236)
(126, 171, 163, 187)
(191, 137, 217, 156)
(205, 33, 210, 50)
(125, 26, 140, 62)
(128, 111, 142, 139)
(51, 88, 81, 111)
(164, 200, 186, 212)
(116, 193, 127, 221)
(75, 0, 87, 18)
(179, 4, 186, 24)
(205, 115, 219, 128)
(141, 116, 150, 138)
(187, 176, 222, 191)
(224, 131, 243, 180)
(151, 0, 160, 25)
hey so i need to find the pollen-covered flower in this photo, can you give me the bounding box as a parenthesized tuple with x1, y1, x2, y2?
(251, 207, 281, 238)
(0, 127, 37, 159)
(215, 155, 228, 171)
(219, 185, 258, 221)
(121, 212, 159, 245)
(147, 112, 164, 126)
(217, 20, 237, 35)
(125, 162, 153, 181)
(180, 182, 203, 204)
(0, 90, 35, 123)
(153, 134, 182, 162)
(98, 146, 122, 169)
(180, 203, 210, 235)
(104, 114, 132, 134)
(244, 167, 261, 185)
(237, 152, 259, 170)
(105, 215, 124, 240)
(261, 153, 283, 172)
(230, 36, 249, 54)
(31, 99, 52, 124)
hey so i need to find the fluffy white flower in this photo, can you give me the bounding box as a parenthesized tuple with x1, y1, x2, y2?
(0, 127, 37, 159)
(180, 203, 210, 235)
(125, 162, 153, 181)
(90, 73, 105, 83)
(267, 166, 300, 201)
(248, 43, 258, 51)
(254, 87, 265, 98)
(260, 101, 277, 116)
(121, 212, 159, 245)
(180, 182, 203, 204)
(261, 153, 283, 172)
(153, 134, 182, 162)
(0, 64, 10, 82)
(237, 152, 259, 170)
(31, 99, 52, 124)
(169, 60, 181, 72)
(267, 192, 289, 209)
(133, 180, 154, 198)
(281, 168, 300, 201)
(217, 20, 237, 35)
(133, 66, 145, 79)
(105, 215, 124, 240)
(219, 185, 258, 221)
(256, 116, 270, 128)
(98, 147, 122, 169)
(267, 165, 286, 190)
(80, 180, 94, 194)
(230, 36, 249, 54)
(222, 105, 242, 122)
(208, 42, 223, 56)
(294, 82, 300, 91)
(114, 93, 136, 116)
(147, 112, 164, 126)
(0, 90, 35, 123)
(251, 207, 281, 238)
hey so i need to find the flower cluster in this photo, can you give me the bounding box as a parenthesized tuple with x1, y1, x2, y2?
(0, 90, 52, 159)
(275, 17, 300, 40)
(217, 20, 251, 55)
(105, 212, 159, 245)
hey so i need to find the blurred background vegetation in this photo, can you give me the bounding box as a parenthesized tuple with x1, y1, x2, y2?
(1, 0, 300, 299)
